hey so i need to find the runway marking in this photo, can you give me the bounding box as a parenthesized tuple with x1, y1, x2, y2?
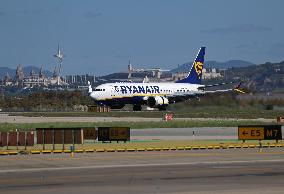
(1, 158, 284, 174)
(0, 167, 272, 185)
(1, 150, 284, 162)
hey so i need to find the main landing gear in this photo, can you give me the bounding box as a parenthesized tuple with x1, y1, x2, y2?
(158, 105, 167, 111)
(133, 104, 142, 111)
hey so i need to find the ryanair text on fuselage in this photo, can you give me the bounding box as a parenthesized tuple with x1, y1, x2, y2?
(114, 85, 160, 94)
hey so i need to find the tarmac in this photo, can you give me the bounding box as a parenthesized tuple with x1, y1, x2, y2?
(0, 113, 283, 193)
(0, 113, 275, 123)
(1, 148, 284, 194)
(131, 127, 237, 140)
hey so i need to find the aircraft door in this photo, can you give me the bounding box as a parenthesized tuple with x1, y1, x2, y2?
(111, 85, 117, 97)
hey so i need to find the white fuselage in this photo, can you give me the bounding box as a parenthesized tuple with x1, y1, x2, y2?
(90, 82, 202, 102)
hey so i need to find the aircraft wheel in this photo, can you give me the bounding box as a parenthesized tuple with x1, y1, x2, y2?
(133, 104, 142, 111)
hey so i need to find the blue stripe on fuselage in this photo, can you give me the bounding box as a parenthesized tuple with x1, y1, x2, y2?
(96, 96, 144, 106)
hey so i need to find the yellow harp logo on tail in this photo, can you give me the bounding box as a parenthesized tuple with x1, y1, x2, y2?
(194, 61, 203, 75)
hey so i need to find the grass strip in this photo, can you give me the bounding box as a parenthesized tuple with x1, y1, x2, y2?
(7, 106, 284, 119)
(0, 120, 274, 131)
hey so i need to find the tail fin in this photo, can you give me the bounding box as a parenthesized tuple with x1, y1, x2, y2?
(176, 47, 206, 84)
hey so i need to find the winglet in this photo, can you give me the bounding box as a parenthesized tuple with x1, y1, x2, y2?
(234, 82, 245, 94)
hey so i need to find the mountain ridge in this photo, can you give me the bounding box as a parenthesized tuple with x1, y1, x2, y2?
(0, 60, 256, 79)
(171, 60, 255, 73)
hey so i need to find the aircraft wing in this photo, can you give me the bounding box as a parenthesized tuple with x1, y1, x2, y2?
(165, 90, 229, 99)
(199, 81, 245, 93)
(166, 91, 203, 97)
(165, 82, 245, 100)
(198, 88, 245, 95)
(197, 81, 236, 90)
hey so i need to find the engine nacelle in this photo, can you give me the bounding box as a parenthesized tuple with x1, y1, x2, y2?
(147, 96, 169, 108)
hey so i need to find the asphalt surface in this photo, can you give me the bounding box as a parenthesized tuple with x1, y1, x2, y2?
(131, 127, 237, 140)
(1, 148, 284, 194)
(0, 113, 275, 123)
(133, 126, 284, 140)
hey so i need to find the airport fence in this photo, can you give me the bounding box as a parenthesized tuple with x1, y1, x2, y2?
(0, 127, 130, 151)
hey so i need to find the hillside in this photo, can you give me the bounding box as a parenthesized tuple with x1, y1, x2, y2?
(171, 60, 255, 73)
(225, 62, 284, 92)
(201, 62, 284, 92)
(0, 67, 14, 79)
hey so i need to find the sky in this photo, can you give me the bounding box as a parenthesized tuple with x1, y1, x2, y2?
(0, 0, 283, 75)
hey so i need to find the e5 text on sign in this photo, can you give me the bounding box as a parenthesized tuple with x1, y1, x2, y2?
(238, 125, 282, 140)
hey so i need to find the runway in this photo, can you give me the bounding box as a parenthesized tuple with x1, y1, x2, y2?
(1, 148, 284, 194)
(131, 127, 237, 140)
(132, 126, 284, 140)
(0, 113, 274, 123)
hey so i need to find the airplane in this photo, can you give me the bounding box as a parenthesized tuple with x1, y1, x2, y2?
(88, 47, 244, 111)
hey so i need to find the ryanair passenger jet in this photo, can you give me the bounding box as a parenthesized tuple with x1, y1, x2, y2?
(88, 47, 244, 111)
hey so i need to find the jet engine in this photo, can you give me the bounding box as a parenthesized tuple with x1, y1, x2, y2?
(147, 96, 169, 108)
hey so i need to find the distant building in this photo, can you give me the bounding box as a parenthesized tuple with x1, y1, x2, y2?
(65, 74, 96, 86)
(14, 64, 25, 86)
(172, 72, 188, 82)
(14, 65, 68, 88)
(172, 68, 222, 81)
(22, 67, 47, 88)
(202, 68, 222, 79)
(3, 72, 13, 86)
(48, 66, 67, 86)
(128, 60, 133, 79)
(0, 65, 72, 89)
(39, 66, 44, 79)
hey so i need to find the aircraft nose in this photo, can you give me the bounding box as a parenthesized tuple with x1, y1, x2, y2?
(90, 92, 98, 100)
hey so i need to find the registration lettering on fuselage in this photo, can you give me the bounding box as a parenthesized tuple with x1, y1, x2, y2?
(114, 85, 160, 94)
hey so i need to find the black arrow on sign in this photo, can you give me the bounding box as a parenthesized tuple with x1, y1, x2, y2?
(242, 131, 248, 136)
